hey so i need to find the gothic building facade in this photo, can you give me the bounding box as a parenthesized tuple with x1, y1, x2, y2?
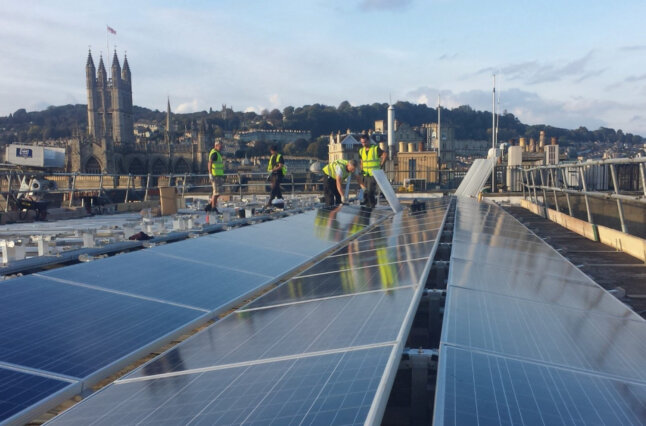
(70, 50, 210, 175)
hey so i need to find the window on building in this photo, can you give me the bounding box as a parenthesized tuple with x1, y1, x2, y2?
(85, 156, 102, 174)
(409, 158, 416, 179)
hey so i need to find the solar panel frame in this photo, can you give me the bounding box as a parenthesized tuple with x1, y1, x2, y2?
(364, 200, 452, 424)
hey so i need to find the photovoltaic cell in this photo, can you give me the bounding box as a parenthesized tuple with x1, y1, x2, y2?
(45, 200, 452, 425)
(0, 275, 205, 379)
(244, 259, 428, 309)
(126, 288, 414, 378)
(42, 243, 297, 311)
(210, 206, 388, 255)
(48, 347, 393, 426)
(152, 236, 309, 276)
(5, 206, 409, 425)
(299, 239, 434, 278)
(435, 198, 646, 425)
(444, 285, 646, 381)
(0, 367, 76, 424)
(435, 345, 646, 426)
(448, 257, 634, 318)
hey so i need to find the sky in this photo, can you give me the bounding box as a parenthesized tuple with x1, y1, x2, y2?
(2, 0, 646, 136)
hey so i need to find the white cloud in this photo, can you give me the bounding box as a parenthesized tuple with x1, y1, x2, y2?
(176, 99, 201, 114)
(269, 94, 281, 108)
(416, 94, 429, 105)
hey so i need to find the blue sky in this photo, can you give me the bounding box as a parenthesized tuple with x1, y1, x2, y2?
(2, 0, 646, 135)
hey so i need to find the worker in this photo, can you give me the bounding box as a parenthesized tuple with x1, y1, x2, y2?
(266, 145, 286, 207)
(358, 133, 387, 208)
(322, 159, 358, 206)
(206, 140, 224, 213)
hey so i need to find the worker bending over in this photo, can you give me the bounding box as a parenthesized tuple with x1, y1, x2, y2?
(322, 159, 358, 206)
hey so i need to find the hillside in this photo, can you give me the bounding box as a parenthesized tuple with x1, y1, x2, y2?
(0, 102, 643, 148)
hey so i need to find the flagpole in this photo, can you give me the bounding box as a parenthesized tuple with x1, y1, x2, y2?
(106, 26, 109, 56)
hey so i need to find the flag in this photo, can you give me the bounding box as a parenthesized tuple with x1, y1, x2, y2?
(107, 25, 116, 35)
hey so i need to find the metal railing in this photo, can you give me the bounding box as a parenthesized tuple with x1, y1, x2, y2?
(1, 166, 477, 214)
(520, 157, 646, 234)
(0, 170, 331, 212)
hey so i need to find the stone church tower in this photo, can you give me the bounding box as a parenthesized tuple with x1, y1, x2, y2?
(75, 50, 205, 175)
(85, 50, 134, 146)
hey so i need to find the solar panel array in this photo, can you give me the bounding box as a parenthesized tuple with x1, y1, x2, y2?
(47, 200, 452, 425)
(454, 158, 494, 197)
(434, 198, 646, 425)
(0, 208, 368, 425)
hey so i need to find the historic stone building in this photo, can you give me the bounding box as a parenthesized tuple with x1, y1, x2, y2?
(70, 50, 211, 175)
(327, 131, 363, 164)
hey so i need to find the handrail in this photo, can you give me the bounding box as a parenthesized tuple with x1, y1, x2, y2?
(519, 157, 645, 235)
(524, 156, 646, 172)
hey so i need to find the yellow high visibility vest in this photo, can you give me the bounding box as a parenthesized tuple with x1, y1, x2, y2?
(323, 159, 349, 180)
(209, 149, 224, 176)
(267, 153, 287, 175)
(360, 145, 380, 176)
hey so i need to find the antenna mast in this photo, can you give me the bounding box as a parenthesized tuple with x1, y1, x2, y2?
(492, 74, 496, 192)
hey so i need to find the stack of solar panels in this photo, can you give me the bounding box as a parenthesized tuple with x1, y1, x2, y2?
(454, 158, 494, 197)
(0, 208, 374, 425)
(46, 200, 451, 425)
(435, 198, 646, 425)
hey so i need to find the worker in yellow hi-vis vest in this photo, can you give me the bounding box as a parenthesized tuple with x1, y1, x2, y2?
(322, 159, 358, 206)
(359, 133, 387, 208)
(207, 140, 224, 213)
(266, 145, 286, 207)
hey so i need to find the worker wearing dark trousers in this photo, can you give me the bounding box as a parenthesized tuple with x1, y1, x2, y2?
(358, 133, 387, 208)
(322, 159, 357, 206)
(207, 140, 224, 213)
(266, 145, 286, 207)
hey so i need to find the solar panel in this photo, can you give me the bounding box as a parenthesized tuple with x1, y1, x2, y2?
(435, 198, 646, 425)
(0, 275, 206, 379)
(435, 345, 646, 426)
(48, 200, 453, 425)
(2, 207, 381, 424)
(444, 285, 646, 380)
(0, 367, 79, 425)
(454, 158, 494, 197)
(243, 260, 428, 309)
(123, 288, 416, 378)
(48, 347, 394, 426)
(448, 257, 632, 317)
(42, 241, 305, 311)
(371, 170, 402, 212)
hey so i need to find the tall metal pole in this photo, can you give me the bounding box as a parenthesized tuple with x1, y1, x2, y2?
(437, 95, 442, 186)
(437, 94, 441, 160)
(491, 74, 496, 192)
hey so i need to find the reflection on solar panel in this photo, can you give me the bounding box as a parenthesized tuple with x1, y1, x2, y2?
(48, 200, 452, 425)
(1, 207, 372, 425)
(434, 198, 646, 425)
